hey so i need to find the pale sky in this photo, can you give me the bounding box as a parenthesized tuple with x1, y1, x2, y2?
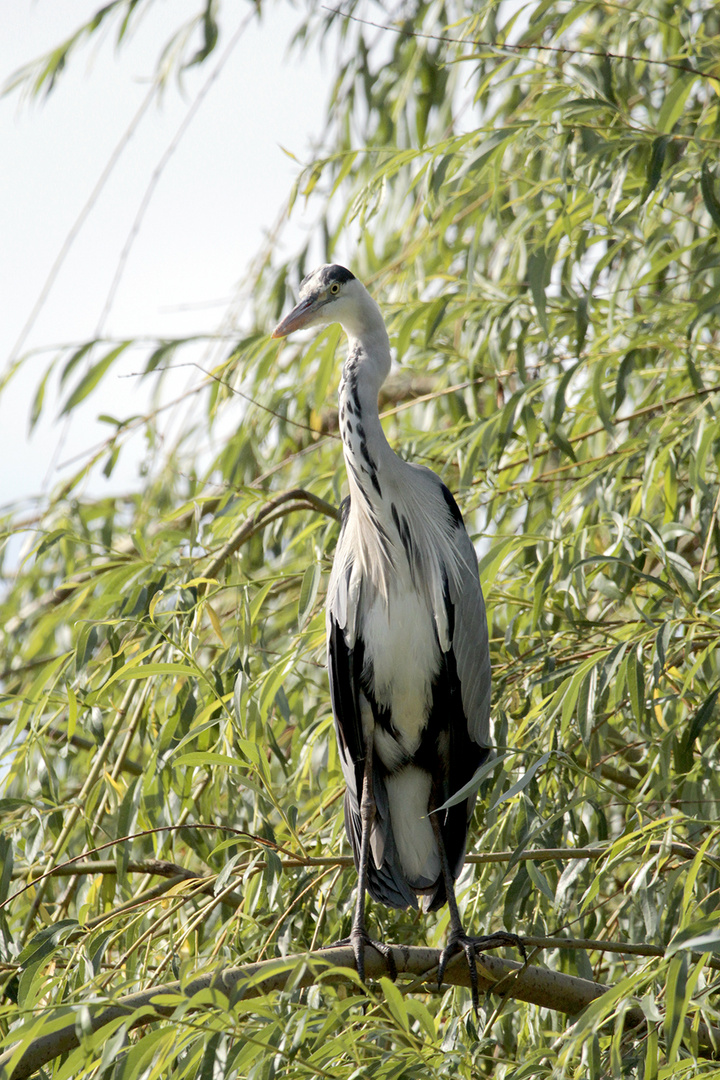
(1, 1, 331, 511)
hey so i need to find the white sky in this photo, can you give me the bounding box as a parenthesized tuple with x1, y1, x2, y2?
(1, 1, 331, 513)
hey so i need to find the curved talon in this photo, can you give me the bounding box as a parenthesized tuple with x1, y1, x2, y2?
(438, 933, 479, 1011)
(325, 934, 398, 983)
(351, 929, 398, 984)
(438, 930, 526, 1015)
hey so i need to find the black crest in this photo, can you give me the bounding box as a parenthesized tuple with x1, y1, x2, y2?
(300, 263, 356, 294)
(322, 264, 355, 286)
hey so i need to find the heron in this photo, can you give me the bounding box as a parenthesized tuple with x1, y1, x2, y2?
(272, 264, 522, 1008)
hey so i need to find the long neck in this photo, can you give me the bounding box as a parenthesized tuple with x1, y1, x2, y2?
(338, 322, 396, 506)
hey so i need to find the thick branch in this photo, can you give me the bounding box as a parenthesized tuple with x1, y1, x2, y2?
(1, 945, 718, 1079)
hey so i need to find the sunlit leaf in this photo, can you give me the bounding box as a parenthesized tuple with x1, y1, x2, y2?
(60, 342, 131, 414)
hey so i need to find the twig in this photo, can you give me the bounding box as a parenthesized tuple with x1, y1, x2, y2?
(4, 488, 338, 633)
(322, 8, 713, 81)
(699, 482, 720, 589)
(202, 488, 340, 582)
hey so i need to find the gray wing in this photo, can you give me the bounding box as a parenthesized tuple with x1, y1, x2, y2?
(325, 499, 365, 802)
(439, 484, 492, 751)
(410, 483, 492, 910)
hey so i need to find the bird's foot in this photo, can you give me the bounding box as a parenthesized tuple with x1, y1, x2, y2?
(438, 930, 526, 1015)
(325, 932, 398, 985)
(472, 930, 527, 963)
(347, 928, 397, 985)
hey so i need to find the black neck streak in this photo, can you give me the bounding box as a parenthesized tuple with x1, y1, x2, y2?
(339, 347, 383, 502)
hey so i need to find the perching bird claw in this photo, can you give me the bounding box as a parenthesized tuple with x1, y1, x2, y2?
(438, 930, 527, 1015)
(329, 931, 398, 985)
(350, 928, 398, 985)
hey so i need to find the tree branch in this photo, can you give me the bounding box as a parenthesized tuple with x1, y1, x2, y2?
(9, 838, 706, 912)
(2, 945, 718, 1080)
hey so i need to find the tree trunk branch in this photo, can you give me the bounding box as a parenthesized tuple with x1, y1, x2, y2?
(1, 945, 718, 1080)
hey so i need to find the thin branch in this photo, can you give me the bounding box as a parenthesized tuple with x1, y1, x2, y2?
(4, 487, 338, 634)
(8, 839, 704, 899)
(321, 7, 713, 80)
(523, 934, 720, 969)
(699, 481, 720, 588)
(180, 360, 343, 441)
(202, 488, 340, 581)
(469, 840, 703, 865)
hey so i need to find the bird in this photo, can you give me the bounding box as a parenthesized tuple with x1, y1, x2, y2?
(272, 263, 523, 1008)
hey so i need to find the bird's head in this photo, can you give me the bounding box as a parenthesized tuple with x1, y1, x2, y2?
(271, 264, 367, 339)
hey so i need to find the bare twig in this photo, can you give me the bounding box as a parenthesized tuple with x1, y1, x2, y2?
(699, 482, 720, 589)
(322, 7, 713, 81)
(202, 488, 340, 582)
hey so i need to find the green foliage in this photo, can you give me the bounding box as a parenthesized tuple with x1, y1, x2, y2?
(3, 1, 720, 1076)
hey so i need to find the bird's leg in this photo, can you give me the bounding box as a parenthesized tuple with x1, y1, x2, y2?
(430, 812, 525, 1014)
(349, 743, 397, 985)
(431, 811, 481, 1008)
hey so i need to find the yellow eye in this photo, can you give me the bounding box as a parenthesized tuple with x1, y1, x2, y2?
(330, 282, 340, 294)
